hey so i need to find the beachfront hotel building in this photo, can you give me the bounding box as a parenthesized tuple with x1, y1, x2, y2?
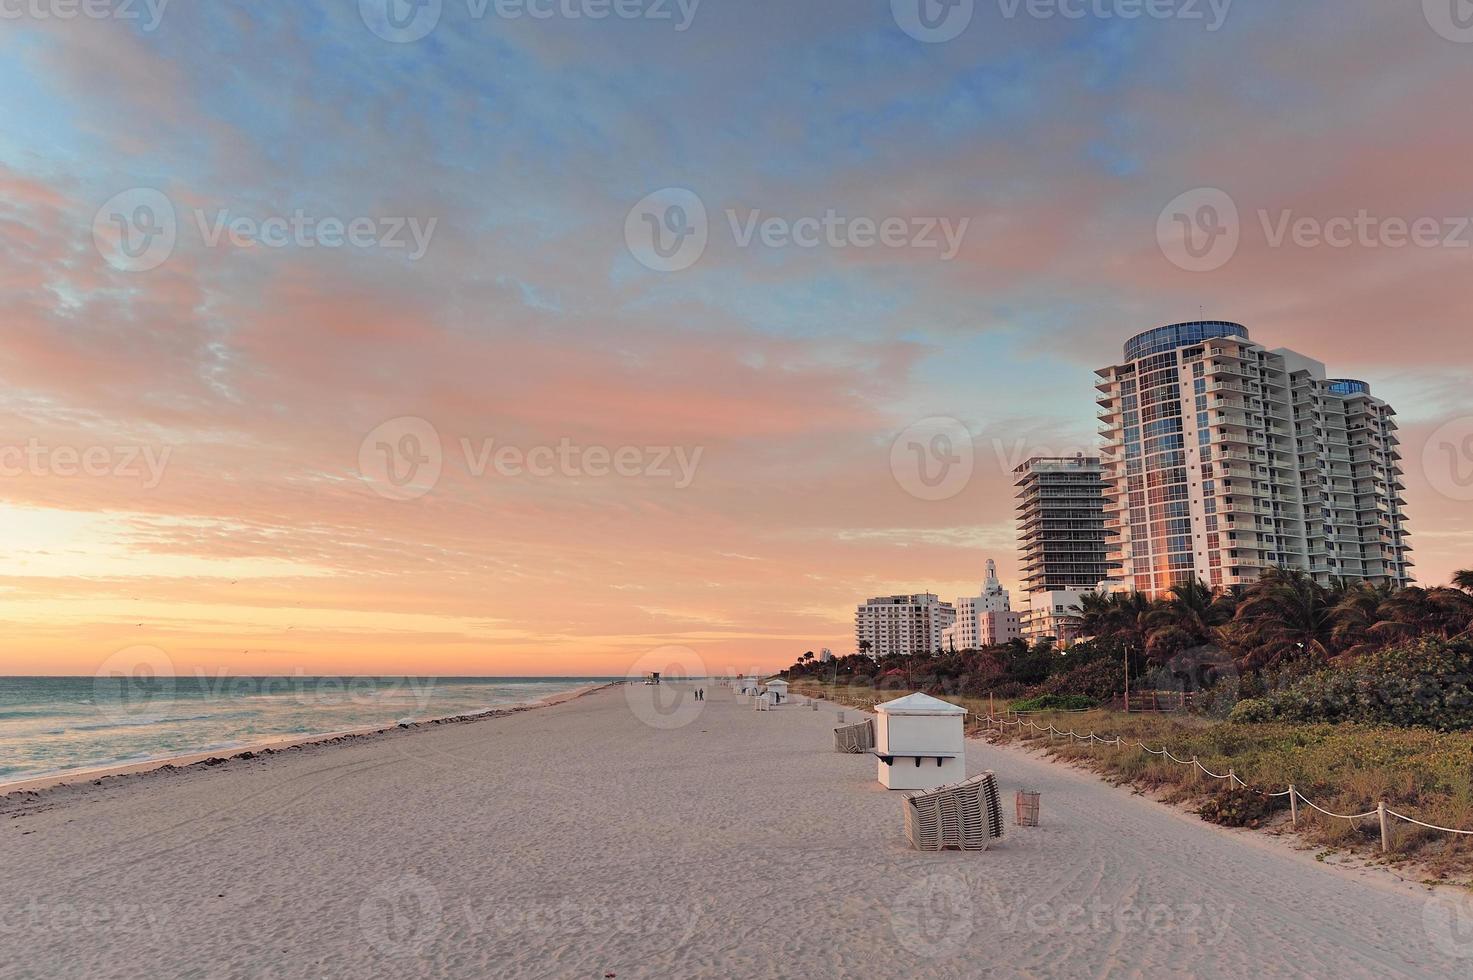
(855, 594, 956, 658)
(1095, 321, 1412, 597)
(941, 559, 1022, 651)
(1013, 455, 1115, 645)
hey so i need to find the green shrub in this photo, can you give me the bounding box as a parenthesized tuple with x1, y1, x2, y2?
(1234, 637, 1473, 730)
(1199, 787, 1280, 829)
(1228, 698, 1273, 723)
(1011, 693, 1097, 712)
(1037, 658, 1126, 701)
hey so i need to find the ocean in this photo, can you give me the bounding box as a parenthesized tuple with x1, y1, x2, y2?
(0, 675, 616, 785)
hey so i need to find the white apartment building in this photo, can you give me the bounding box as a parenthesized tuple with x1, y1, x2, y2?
(1095, 321, 1412, 596)
(942, 559, 1022, 650)
(1019, 589, 1087, 647)
(855, 593, 956, 658)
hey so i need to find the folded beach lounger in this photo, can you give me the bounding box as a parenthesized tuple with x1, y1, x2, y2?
(903, 772, 1004, 851)
(833, 719, 875, 753)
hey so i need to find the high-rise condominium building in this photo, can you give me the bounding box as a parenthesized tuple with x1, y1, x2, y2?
(1095, 321, 1412, 596)
(1014, 455, 1115, 592)
(855, 593, 956, 658)
(1013, 455, 1115, 645)
(942, 559, 1022, 651)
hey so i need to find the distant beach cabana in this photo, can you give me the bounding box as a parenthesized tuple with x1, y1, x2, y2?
(765, 679, 789, 704)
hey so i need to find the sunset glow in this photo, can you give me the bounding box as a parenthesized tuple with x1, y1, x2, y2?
(2, 3, 1470, 676)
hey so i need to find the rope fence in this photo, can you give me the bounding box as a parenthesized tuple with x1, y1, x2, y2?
(964, 708, 1473, 850)
(822, 693, 1473, 853)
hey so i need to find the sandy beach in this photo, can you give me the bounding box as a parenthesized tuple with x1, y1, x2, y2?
(2, 683, 1466, 979)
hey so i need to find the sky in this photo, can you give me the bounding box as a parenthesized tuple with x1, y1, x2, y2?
(1, 1, 1470, 677)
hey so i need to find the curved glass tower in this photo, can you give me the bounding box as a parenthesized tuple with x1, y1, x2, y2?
(1095, 323, 1411, 596)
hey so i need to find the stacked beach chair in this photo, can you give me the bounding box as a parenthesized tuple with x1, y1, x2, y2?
(903, 772, 1004, 851)
(833, 719, 875, 754)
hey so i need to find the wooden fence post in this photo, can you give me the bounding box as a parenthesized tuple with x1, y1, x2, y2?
(1190, 757, 1199, 784)
(1289, 785, 1298, 827)
(1378, 802, 1391, 853)
(1228, 768, 1236, 788)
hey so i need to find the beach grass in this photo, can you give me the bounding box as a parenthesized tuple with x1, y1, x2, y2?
(791, 679, 1473, 878)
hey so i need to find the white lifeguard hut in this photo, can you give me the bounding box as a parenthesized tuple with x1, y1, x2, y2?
(873, 693, 967, 791)
(738, 676, 761, 696)
(765, 679, 790, 705)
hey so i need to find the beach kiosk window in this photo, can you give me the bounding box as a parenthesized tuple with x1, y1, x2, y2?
(872, 693, 966, 791)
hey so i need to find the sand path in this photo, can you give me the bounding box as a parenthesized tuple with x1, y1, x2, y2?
(1, 684, 1465, 979)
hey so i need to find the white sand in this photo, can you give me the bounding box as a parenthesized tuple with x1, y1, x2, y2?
(2, 684, 1466, 979)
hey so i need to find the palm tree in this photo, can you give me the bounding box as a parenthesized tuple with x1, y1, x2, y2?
(1231, 568, 1335, 669)
(1329, 580, 1397, 656)
(1381, 586, 1473, 641)
(1454, 570, 1473, 593)
(1143, 579, 1235, 661)
(858, 639, 873, 658)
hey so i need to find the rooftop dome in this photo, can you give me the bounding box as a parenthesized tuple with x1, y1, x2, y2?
(1124, 321, 1248, 361)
